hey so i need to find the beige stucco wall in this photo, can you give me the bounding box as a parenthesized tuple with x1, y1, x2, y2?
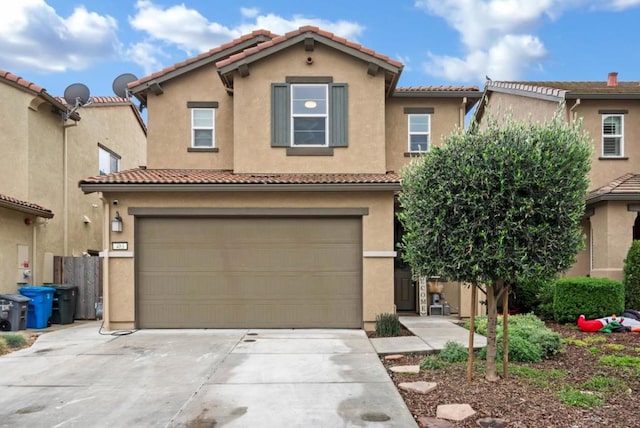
(571, 99, 640, 190)
(482, 92, 560, 125)
(589, 201, 635, 281)
(0, 208, 34, 294)
(385, 97, 465, 174)
(231, 45, 387, 174)
(564, 219, 591, 278)
(0, 83, 31, 199)
(145, 66, 233, 169)
(101, 190, 395, 330)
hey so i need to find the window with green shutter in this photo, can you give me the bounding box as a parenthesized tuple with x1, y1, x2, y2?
(271, 80, 348, 148)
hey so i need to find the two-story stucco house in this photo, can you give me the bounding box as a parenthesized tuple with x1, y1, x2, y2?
(474, 73, 640, 282)
(80, 26, 480, 330)
(0, 70, 147, 295)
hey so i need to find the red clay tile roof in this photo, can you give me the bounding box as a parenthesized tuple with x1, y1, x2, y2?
(586, 173, 640, 204)
(0, 69, 44, 92)
(129, 30, 278, 89)
(0, 193, 54, 218)
(0, 69, 76, 118)
(80, 168, 400, 186)
(395, 85, 480, 92)
(488, 80, 640, 97)
(216, 26, 403, 70)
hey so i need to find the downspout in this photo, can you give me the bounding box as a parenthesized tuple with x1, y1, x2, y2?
(62, 121, 78, 256)
(459, 97, 468, 128)
(569, 98, 581, 123)
(31, 220, 37, 285)
(100, 194, 110, 328)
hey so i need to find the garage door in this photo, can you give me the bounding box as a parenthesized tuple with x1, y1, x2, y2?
(136, 217, 362, 328)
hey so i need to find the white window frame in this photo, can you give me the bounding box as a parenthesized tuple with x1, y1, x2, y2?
(290, 84, 329, 147)
(408, 114, 430, 153)
(602, 114, 624, 157)
(98, 146, 120, 176)
(191, 108, 215, 148)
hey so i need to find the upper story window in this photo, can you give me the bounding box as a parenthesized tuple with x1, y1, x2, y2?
(98, 144, 120, 176)
(272, 77, 348, 153)
(191, 108, 215, 148)
(403, 107, 434, 155)
(187, 102, 219, 152)
(602, 113, 624, 157)
(408, 114, 430, 153)
(291, 84, 328, 146)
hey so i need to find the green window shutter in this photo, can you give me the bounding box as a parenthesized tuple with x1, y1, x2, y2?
(271, 83, 290, 147)
(329, 83, 348, 147)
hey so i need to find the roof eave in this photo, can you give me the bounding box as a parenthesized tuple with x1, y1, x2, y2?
(586, 193, 640, 205)
(393, 90, 482, 99)
(0, 200, 54, 218)
(80, 182, 401, 194)
(565, 93, 640, 100)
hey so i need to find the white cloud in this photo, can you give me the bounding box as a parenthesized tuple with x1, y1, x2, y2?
(126, 41, 167, 75)
(0, 0, 120, 73)
(128, 1, 364, 69)
(415, 0, 640, 81)
(240, 7, 260, 18)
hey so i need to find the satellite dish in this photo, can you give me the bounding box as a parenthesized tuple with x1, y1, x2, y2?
(63, 83, 91, 106)
(112, 73, 138, 98)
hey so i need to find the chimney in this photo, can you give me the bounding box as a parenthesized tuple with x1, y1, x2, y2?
(607, 71, 618, 87)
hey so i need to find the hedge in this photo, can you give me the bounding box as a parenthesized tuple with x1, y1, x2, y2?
(553, 277, 624, 323)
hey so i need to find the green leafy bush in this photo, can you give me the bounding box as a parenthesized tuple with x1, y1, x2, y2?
(553, 277, 624, 323)
(419, 355, 446, 370)
(375, 313, 401, 337)
(438, 341, 468, 363)
(467, 313, 561, 361)
(623, 241, 640, 310)
(3, 334, 27, 348)
(512, 277, 555, 319)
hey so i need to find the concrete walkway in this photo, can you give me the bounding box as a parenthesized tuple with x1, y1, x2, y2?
(369, 316, 487, 355)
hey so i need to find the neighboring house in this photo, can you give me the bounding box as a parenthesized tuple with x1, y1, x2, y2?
(474, 72, 640, 282)
(80, 26, 480, 330)
(0, 70, 147, 295)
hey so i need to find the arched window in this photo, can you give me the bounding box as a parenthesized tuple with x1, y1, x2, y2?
(633, 214, 640, 240)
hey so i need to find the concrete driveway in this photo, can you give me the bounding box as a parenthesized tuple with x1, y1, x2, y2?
(0, 322, 417, 427)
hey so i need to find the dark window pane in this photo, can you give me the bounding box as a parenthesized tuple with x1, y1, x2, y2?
(410, 134, 428, 152)
(293, 117, 326, 145)
(194, 129, 213, 147)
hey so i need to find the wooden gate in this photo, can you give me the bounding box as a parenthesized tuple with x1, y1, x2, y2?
(53, 256, 102, 320)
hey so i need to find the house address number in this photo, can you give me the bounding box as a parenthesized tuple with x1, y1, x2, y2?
(112, 242, 128, 250)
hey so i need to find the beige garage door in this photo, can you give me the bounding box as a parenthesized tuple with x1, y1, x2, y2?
(136, 217, 362, 328)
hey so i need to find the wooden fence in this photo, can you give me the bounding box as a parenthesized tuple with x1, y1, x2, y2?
(53, 256, 102, 320)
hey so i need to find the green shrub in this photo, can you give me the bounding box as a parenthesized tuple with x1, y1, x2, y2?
(419, 355, 446, 370)
(556, 387, 604, 408)
(623, 241, 640, 310)
(3, 334, 27, 348)
(512, 277, 555, 319)
(438, 341, 468, 363)
(375, 313, 401, 337)
(467, 314, 561, 361)
(0, 338, 6, 354)
(553, 277, 624, 323)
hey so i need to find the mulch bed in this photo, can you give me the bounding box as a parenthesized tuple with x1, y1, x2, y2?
(383, 322, 640, 427)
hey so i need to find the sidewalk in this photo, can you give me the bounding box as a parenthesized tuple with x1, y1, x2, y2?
(369, 316, 487, 355)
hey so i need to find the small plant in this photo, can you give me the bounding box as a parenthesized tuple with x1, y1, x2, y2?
(438, 341, 468, 363)
(602, 343, 626, 352)
(419, 355, 446, 370)
(563, 337, 588, 347)
(0, 339, 7, 354)
(375, 313, 401, 337)
(581, 375, 626, 393)
(510, 365, 567, 388)
(556, 387, 604, 408)
(588, 347, 601, 354)
(3, 334, 27, 348)
(600, 355, 640, 368)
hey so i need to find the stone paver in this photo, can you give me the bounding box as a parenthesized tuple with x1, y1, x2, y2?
(436, 403, 476, 421)
(398, 381, 437, 394)
(389, 365, 420, 374)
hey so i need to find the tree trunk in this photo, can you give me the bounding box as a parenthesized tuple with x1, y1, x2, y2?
(484, 280, 502, 382)
(502, 285, 509, 379)
(466, 283, 477, 382)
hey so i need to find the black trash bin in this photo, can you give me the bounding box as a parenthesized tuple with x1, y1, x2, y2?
(50, 285, 78, 325)
(0, 294, 30, 331)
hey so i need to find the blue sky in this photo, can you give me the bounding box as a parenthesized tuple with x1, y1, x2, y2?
(1, 0, 639, 100)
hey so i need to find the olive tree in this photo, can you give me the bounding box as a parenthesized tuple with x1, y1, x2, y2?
(398, 112, 591, 381)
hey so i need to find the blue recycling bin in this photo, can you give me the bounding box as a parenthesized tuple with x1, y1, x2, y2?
(19, 286, 55, 329)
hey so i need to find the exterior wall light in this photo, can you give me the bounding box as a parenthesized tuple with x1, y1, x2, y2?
(111, 211, 123, 233)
